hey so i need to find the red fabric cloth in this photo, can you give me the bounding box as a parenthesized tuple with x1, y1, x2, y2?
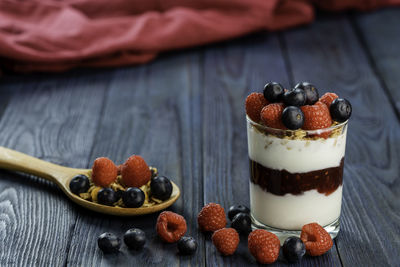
(0, 0, 399, 72)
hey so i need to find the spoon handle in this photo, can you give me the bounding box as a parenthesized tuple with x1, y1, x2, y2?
(0, 146, 80, 183)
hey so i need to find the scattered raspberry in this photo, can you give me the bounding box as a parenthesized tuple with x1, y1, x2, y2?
(121, 155, 151, 188)
(91, 157, 118, 187)
(212, 228, 239, 256)
(301, 101, 332, 138)
(300, 222, 333, 256)
(156, 211, 187, 243)
(197, 203, 226, 232)
(260, 103, 286, 129)
(320, 92, 338, 107)
(245, 93, 268, 122)
(248, 229, 280, 264)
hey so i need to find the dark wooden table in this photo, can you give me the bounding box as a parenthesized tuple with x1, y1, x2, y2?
(0, 8, 399, 267)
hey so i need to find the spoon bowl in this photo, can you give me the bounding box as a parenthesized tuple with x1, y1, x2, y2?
(0, 147, 180, 216)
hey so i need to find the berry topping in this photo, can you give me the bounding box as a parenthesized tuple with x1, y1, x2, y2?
(301, 101, 332, 131)
(282, 106, 304, 130)
(283, 88, 306, 106)
(245, 93, 268, 122)
(150, 176, 173, 201)
(121, 155, 151, 188)
(91, 157, 118, 187)
(295, 82, 319, 105)
(282, 236, 306, 263)
(97, 188, 117, 206)
(248, 229, 280, 264)
(227, 204, 250, 221)
(178, 236, 198, 255)
(330, 98, 352, 122)
(263, 82, 285, 103)
(260, 103, 286, 129)
(197, 203, 227, 232)
(320, 92, 338, 107)
(98, 232, 121, 253)
(300, 222, 333, 256)
(69, 174, 90, 195)
(212, 228, 239, 256)
(231, 213, 252, 234)
(122, 187, 145, 208)
(124, 228, 146, 250)
(156, 211, 187, 243)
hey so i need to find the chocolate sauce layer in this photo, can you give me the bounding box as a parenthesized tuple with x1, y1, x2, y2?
(250, 158, 344, 196)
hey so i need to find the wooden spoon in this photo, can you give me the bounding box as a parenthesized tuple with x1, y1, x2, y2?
(0, 146, 180, 216)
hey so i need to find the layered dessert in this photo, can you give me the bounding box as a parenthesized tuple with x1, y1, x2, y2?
(245, 82, 352, 232)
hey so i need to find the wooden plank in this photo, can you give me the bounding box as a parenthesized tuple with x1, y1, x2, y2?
(283, 14, 400, 266)
(0, 72, 109, 266)
(65, 52, 205, 266)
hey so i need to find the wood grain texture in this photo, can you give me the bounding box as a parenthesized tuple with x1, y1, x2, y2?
(283, 14, 400, 267)
(0, 72, 109, 266)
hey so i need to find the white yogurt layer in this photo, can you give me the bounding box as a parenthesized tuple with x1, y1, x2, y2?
(247, 124, 347, 173)
(250, 183, 343, 230)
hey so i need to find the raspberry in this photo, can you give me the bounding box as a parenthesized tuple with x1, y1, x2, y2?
(320, 92, 338, 107)
(301, 101, 332, 138)
(117, 164, 123, 175)
(91, 157, 118, 187)
(260, 103, 286, 129)
(300, 222, 333, 256)
(121, 155, 151, 188)
(245, 93, 268, 122)
(197, 203, 226, 232)
(156, 211, 187, 243)
(248, 229, 280, 264)
(212, 228, 239, 256)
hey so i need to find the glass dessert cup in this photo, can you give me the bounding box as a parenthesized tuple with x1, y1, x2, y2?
(247, 116, 348, 241)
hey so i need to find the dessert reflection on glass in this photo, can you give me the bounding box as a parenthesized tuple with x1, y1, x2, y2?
(245, 82, 352, 238)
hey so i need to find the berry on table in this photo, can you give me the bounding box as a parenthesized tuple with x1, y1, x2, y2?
(124, 228, 146, 250)
(227, 204, 250, 221)
(197, 203, 227, 232)
(212, 228, 239, 256)
(156, 211, 187, 243)
(121, 155, 151, 188)
(283, 88, 306, 106)
(92, 157, 118, 187)
(320, 92, 338, 107)
(295, 82, 319, 105)
(330, 98, 352, 122)
(231, 213, 252, 234)
(263, 82, 285, 103)
(282, 106, 304, 130)
(69, 174, 90, 195)
(282, 236, 306, 263)
(248, 229, 280, 264)
(97, 188, 117, 206)
(245, 92, 268, 122)
(300, 222, 333, 256)
(150, 176, 173, 200)
(260, 103, 286, 129)
(122, 187, 145, 208)
(178, 236, 198, 255)
(98, 232, 121, 253)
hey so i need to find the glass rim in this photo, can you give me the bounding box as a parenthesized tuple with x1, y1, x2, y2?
(246, 115, 348, 135)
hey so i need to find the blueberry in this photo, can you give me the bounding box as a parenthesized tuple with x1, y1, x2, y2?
(282, 236, 306, 263)
(97, 232, 121, 253)
(295, 82, 319, 105)
(69, 175, 90, 195)
(124, 228, 146, 250)
(228, 205, 250, 221)
(122, 187, 145, 208)
(97, 188, 117, 206)
(150, 176, 173, 201)
(282, 106, 304, 130)
(178, 236, 198, 255)
(231, 213, 252, 234)
(283, 88, 306, 106)
(263, 82, 285, 102)
(330, 98, 352, 122)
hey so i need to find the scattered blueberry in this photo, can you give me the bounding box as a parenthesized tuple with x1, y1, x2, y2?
(231, 213, 252, 234)
(124, 228, 146, 250)
(97, 188, 117, 206)
(228, 205, 250, 221)
(283, 88, 306, 106)
(98, 232, 121, 253)
(178, 236, 198, 255)
(330, 98, 352, 122)
(122, 187, 145, 208)
(295, 82, 319, 105)
(263, 82, 285, 102)
(282, 236, 306, 263)
(150, 176, 173, 201)
(69, 175, 90, 195)
(282, 106, 305, 130)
